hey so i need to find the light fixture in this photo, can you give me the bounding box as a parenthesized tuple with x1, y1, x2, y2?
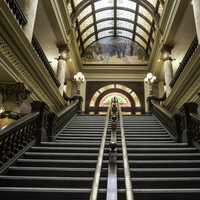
(74, 72, 85, 95)
(0, 105, 5, 114)
(144, 72, 156, 84)
(74, 72, 85, 83)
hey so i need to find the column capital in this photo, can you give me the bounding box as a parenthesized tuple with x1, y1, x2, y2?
(161, 44, 174, 61)
(57, 44, 70, 60)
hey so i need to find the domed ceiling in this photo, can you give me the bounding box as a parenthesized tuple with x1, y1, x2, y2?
(67, 0, 165, 64)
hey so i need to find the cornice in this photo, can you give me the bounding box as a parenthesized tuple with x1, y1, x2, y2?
(0, 1, 66, 112)
(164, 45, 200, 113)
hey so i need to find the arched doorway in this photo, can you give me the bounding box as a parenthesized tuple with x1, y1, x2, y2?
(88, 84, 142, 115)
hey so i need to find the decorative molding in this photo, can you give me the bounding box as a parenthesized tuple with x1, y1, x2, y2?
(0, 1, 66, 112)
(164, 45, 200, 113)
(44, 0, 82, 72)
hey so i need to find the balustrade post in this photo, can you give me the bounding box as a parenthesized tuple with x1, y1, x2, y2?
(182, 102, 198, 146)
(147, 96, 153, 114)
(47, 112, 56, 142)
(31, 101, 49, 145)
(174, 113, 182, 143)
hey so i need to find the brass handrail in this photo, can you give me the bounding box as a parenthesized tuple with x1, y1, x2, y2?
(89, 106, 111, 200)
(119, 106, 134, 200)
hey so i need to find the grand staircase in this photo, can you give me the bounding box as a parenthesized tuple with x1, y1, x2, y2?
(0, 115, 106, 199)
(1, 113, 200, 199)
(123, 115, 200, 200)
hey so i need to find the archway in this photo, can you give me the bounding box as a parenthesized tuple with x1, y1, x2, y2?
(89, 83, 142, 114)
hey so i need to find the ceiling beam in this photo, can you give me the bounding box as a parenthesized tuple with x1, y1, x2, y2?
(114, 0, 117, 36)
(91, 0, 98, 40)
(83, 27, 148, 46)
(78, 7, 152, 27)
(71, 0, 85, 53)
(79, 17, 150, 37)
(132, 3, 139, 41)
(72, 0, 155, 22)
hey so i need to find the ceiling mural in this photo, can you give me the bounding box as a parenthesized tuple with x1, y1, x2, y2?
(67, 0, 165, 62)
(82, 37, 147, 64)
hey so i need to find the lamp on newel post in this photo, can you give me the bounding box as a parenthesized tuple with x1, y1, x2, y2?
(144, 73, 156, 113)
(73, 72, 85, 95)
(144, 72, 156, 96)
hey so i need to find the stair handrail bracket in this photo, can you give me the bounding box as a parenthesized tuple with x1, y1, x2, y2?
(119, 105, 134, 200)
(90, 105, 111, 200)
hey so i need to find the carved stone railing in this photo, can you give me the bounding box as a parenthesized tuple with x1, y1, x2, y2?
(170, 35, 198, 88)
(148, 96, 200, 146)
(0, 97, 82, 166)
(31, 35, 60, 87)
(148, 96, 178, 140)
(190, 113, 200, 143)
(4, 0, 27, 26)
(0, 112, 39, 166)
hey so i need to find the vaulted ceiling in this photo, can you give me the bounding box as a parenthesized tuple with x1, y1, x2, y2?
(67, 0, 165, 56)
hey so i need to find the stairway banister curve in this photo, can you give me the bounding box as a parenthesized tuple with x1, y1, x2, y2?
(90, 106, 111, 200)
(118, 106, 134, 200)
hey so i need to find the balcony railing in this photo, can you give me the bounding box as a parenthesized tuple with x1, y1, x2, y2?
(5, 0, 27, 26)
(32, 35, 60, 87)
(170, 35, 198, 88)
(4, 0, 60, 88)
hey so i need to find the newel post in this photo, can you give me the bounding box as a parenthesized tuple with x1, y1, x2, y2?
(31, 101, 49, 145)
(174, 113, 182, 143)
(147, 96, 153, 114)
(182, 102, 198, 146)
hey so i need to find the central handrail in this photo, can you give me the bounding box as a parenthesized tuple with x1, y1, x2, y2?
(118, 106, 134, 200)
(89, 106, 111, 200)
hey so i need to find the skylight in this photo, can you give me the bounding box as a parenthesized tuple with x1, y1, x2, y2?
(68, 0, 165, 56)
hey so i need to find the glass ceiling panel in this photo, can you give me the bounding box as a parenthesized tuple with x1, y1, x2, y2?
(77, 5, 92, 21)
(147, 0, 158, 7)
(73, 0, 82, 7)
(139, 6, 153, 22)
(84, 35, 95, 48)
(69, 0, 165, 56)
(137, 16, 151, 31)
(97, 20, 114, 30)
(135, 35, 146, 48)
(117, 9, 135, 21)
(82, 26, 95, 41)
(96, 10, 114, 20)
(117, 20, 134, 30)
(117, 29, 133, 39)
(118, 0, 136, 10)
(80, 16, 94, 32)
(94, 0, 114, 10)
(136, 26, 148, 41)
(98, 30, 113, 39)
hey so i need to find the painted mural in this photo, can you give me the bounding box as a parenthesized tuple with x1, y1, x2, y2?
(82, 37, 147, 64)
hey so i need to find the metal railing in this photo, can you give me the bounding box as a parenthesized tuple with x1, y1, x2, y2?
(89, 106, 111, 200)
(106, 100, 118, 200)
(31, 35, 60, 87)
(170, 35, 198, 88)
(4, 0, 27, 26)
(119, 106, 134, 200)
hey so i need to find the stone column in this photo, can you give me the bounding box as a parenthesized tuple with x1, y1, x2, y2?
(66, 80, 72, 97)
(23, 0, 39, 42)
(192, 0, 200, 43)
(162, 45, 174, 97)
(57, 45, 69, 96)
